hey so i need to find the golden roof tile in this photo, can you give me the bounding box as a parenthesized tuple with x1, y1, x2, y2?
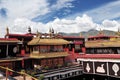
(28, 37, 70, 45)
(0, 38, 21, 43)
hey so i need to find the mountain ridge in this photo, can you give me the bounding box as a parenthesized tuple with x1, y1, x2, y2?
(59, 29, 117, 38)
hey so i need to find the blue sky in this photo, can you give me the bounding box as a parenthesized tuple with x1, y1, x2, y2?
(32, 0, 115, 23)
(0, 0, 120, 37)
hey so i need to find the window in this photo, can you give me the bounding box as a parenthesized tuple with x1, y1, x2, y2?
(33, 46, 39, 53)
(75, 44, 80, 50)
(50, 46, 54, 52)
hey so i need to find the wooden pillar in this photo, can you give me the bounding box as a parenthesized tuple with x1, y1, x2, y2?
(72, 48, 75, 53)
(82, 47, 86, 53)
(21, 38, 25, 56)
(21, 49, 25, 56)
(63, 57, 64, 65)
(21, 70, 26, 80)
(6, 44, 9, 57)
(66, 48, 69, 52)
(22, 59, 24, 68)
(64, 48, 69, 52)
(6, 67, 8, 80)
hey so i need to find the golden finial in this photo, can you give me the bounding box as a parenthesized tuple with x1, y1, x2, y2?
(118, 27, 120, 32)
(36, 30, 39, 37)
(55, 31, 58, 38)
(49, 28, 51, 33)
(28, 26, 31, 34)
(51, 28, 54, 34)
(87, 33, 90, 37)
(116, 28, 120, 36)
(80, 32, 82, 37)
(36, 30, 41, 37)
(6, 27, 9, 35)
(99, 28, 104, 35)
(49, 28, 52, 38)
(99, 28, 102, 34)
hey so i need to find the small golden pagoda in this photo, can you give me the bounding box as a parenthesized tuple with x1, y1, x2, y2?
(86, 29, 120, 48)
(28, 29, 70, 68)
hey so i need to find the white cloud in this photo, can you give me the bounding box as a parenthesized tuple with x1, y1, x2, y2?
(11, 18, 48, 34)
(0, 0, 75, 37)
(51, 0, 74, 10)
(1, 14, 120, 37)
(48, 14, 96, 33)
(102, 19, 120, 31)
(0, 0, 50, 36)
(0, 0, 49, 19)
(0, 0, 120, 37)
(8, 14, 119, 36)
(102, 20, 119, 28)
(7, 14, 92, 34)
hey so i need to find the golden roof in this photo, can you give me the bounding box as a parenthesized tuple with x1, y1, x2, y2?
(30, 52, 68, 58)
(28, 37, 70, 45)
(85, 40, 120, 47)
(0, 38, 21, 43)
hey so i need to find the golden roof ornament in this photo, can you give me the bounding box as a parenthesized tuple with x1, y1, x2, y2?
(51, 28, 54, 34)
(87, 33, 90, 38)
(28, 26, 31, 34)
(49, 28, 52, 34)
(49, 28, 52, 38)
(36, 30, 41, 38)
(116, 28, 120, 36)
(36, 30, 39, 37)
(6, 27, 9, 35)
(49, 28, 54, 38)
(55, 31, 59, 38)
(80, 32, 82, 37)
(99, 28, 103, 35)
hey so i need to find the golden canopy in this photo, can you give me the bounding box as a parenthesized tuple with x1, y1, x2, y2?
(28, 37, 70, 45)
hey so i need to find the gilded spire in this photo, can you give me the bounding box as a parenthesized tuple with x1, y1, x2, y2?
(80, 32, 82, 37)
(99, 28, 104, 35)
(36, 30, 39, 37)
(49, 28, 52, 38)
(49, 28, 51, 33)
(49, 27, 54, 34)
(116, 28, 120, 36)
(118, 27, 120, 32)
(6, 27, 9, 35)
(99, 28, 102, 34)
(36, 30, 41, 37)
(28, 26, 31, 34)
(55, 31, 58, 38)
(51, 28, 54, 34)
(49, 27, 55, 38)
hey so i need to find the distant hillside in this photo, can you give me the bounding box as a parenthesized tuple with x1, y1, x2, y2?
(59, 29, 117, 38)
